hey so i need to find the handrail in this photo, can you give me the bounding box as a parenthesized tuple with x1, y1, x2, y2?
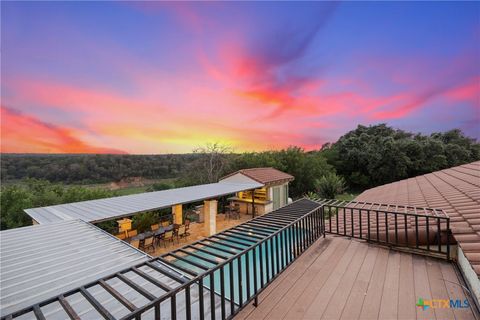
(316, 198, 451, 261)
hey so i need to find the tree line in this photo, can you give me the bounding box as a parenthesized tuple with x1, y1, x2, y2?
(321, 125, 479, 189)
(1, 153, 200, 184)
(1, 124, 478, 230)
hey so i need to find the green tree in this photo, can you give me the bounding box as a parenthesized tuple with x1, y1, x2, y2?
(229, 147, 334, 198)
(323, 124, 479, 189)
(0, 179, 117, 230)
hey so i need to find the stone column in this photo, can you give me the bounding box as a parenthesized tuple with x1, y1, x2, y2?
(204, 199, 217, 236)
(172, 204, 183, 225)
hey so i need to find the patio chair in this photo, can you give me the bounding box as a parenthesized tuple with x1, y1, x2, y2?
(151, 224, 159, 231)
(177, 225, 187, 242)
(224, 205, 231, 220)
(155, 232, 165, 246)
(142, 236, 155, 253)
(127, 230, 138, 238)
(130, 239, 140, 249)
(115, 232, 126, 240)
(163, 230, 175, 247)
(184, 219, 191, 236)
(161, 221, 170, 227)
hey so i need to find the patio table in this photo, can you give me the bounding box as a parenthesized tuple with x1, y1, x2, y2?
(131, 225, 174, 241)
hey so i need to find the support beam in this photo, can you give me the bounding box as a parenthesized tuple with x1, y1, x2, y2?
(204, 199, 217, 236)
(252, 189, 256, 218)
(172, 204, 183, 225)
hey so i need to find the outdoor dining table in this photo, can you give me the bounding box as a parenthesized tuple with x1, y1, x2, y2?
(130, 224, 174, 241)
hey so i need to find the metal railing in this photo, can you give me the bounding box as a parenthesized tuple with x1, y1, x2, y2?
(318, 199, 451, 260)
(122, 206, 324, 320)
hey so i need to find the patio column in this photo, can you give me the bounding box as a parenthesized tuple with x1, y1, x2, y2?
(204, 199, 217, 236)
(172, 204, 183, 225)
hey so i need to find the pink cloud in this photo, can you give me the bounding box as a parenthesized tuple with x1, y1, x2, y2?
(1, 106, 127, 154)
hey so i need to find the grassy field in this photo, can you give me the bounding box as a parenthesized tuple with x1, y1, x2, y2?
(335, 192, 360, 201)
(85, 178, 177, 196)
(114, 185, 152, 196)
(0, 177, 178, 195)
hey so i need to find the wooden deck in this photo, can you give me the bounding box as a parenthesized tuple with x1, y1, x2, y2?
(237, 236, 477, 320)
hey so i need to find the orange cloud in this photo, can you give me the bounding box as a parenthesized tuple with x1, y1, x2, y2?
(1, 107, 126, 154)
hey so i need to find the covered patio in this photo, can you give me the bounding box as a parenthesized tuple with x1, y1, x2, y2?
(24, 180, 265, 252)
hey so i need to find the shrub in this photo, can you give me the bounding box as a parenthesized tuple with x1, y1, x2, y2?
(315, 173, 346, 199)
(303, 191, 319, 200)
(132, 212, 157, 233)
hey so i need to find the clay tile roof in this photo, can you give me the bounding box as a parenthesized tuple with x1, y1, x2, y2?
(222, 167, 294, 185)
(356, 161, 480, 275)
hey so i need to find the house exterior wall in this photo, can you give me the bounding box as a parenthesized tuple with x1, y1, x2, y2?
(458, 247, 480, 307)
(271, 182, 289, 210)
(223, 173, 291, 215)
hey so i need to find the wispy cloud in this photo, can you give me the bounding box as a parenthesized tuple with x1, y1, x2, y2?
(1, 107, 126, 154)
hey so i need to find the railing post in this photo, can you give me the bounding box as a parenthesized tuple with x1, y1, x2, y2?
(446, 218, 450, 261)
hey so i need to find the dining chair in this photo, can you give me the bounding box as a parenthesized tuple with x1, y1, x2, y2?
(142, 236, 155, 253)
(130, 239, 140, 249)
(151, 224, 159, 231)
(163, 230, 174, 247)
(161, 221, 170, 227)
(115, 232, 126, 240)
(176, 225, 186, 242)
(127, 230, 138, 238)
(184, 219, 191, 236)
(155, 232, 165, 246)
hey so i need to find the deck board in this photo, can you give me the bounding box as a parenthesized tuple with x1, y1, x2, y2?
(397, 253, 416, 320)
(236, 237, 338, 320)
(320, 243, 369, 319)
(378, 250, 401, 319)
(258, 238, 344, 320)
(413, 255, 436, 319)
(440, 263, 475, 320)
(426, 259, 455, 319)
(236, 236, 476, 320)
(302, 240, 361, 318)
(358, 246, 389, 319)
(340, 246, 379, 320)
(282, 239, 354, 319)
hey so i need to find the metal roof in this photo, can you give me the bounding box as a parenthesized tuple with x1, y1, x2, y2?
(3, 199, 322, 320)
(0, 220, 151, 317)
(24, 181, 263, 224)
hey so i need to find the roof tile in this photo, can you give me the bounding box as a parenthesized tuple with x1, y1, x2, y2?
(356, 161, 480, 276)
(221, 167, 294, 185)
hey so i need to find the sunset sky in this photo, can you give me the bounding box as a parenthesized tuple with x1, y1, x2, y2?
(2, 2, 479, 154)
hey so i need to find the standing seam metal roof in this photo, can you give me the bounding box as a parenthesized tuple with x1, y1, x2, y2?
(24, 181, 263, 224)
(0, 219, 151, 317)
